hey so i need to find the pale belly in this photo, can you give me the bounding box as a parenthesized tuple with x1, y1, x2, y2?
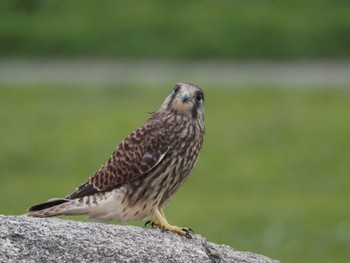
(86, 187, 155, 222)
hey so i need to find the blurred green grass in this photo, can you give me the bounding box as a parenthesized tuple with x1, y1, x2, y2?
(0, 85, 349, 263)
(1, 0, 349, 59)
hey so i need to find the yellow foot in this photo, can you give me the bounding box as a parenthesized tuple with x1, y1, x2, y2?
(145, 220, 193, 238)
(144, 208, 194, 238)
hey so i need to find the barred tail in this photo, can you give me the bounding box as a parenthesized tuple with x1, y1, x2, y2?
(26, 198, 89, 218)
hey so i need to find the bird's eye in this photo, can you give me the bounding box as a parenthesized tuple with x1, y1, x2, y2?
(173, 85, 181, 93)
(195, 92, 203, 102)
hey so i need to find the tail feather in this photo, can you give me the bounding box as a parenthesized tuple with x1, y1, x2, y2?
(26, 190, 126, 220)
(28, 198, 69, 212)
(26, 198, 89, 218)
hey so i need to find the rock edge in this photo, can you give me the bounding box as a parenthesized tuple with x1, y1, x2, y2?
(0, 215, 278, 263)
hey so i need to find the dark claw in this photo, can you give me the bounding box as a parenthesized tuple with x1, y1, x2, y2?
(182, 228, 195, 234)
(185, 232, 193, 239)
(187, 228, 195, 234)
(181, 228, 193, 239)
(144, 220, 152, 228)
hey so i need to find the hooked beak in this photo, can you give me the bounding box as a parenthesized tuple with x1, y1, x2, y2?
(180, 90, 191, 102)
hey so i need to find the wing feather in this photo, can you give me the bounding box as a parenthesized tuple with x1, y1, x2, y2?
(66, 119, 170, 199)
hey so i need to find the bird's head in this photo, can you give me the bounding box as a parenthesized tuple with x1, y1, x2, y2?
(161, 82, 204, 120)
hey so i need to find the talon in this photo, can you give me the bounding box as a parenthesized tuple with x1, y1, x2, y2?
(185, 232, 193, 239)
(182, 228, 194, 234)
(144, 220, 152, 228)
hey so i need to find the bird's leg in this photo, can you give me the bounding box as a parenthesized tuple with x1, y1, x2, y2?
(148, 208, 192, 238)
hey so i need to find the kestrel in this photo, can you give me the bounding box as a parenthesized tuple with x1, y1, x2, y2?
(27, 82, 205, 238)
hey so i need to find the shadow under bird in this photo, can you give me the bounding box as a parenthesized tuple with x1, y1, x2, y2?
(27, 82, 205, 238)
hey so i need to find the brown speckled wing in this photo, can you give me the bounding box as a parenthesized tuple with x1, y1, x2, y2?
(66, 118, 170, 200)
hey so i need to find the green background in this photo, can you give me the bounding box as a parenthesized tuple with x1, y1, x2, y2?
(1, 86, 349, 263)
(1, 0, 349, 59)
(1, 1, 350, 263)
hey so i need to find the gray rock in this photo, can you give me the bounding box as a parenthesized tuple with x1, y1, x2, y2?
(0, 215, 278, 263)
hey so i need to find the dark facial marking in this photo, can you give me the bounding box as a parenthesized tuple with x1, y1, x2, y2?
(195, 91, 204, 102)
(173, 84, 181, 94)
(191, 90, 204, 119)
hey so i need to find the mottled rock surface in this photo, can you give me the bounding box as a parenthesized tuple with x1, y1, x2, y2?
(0, 215, 278, 263)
